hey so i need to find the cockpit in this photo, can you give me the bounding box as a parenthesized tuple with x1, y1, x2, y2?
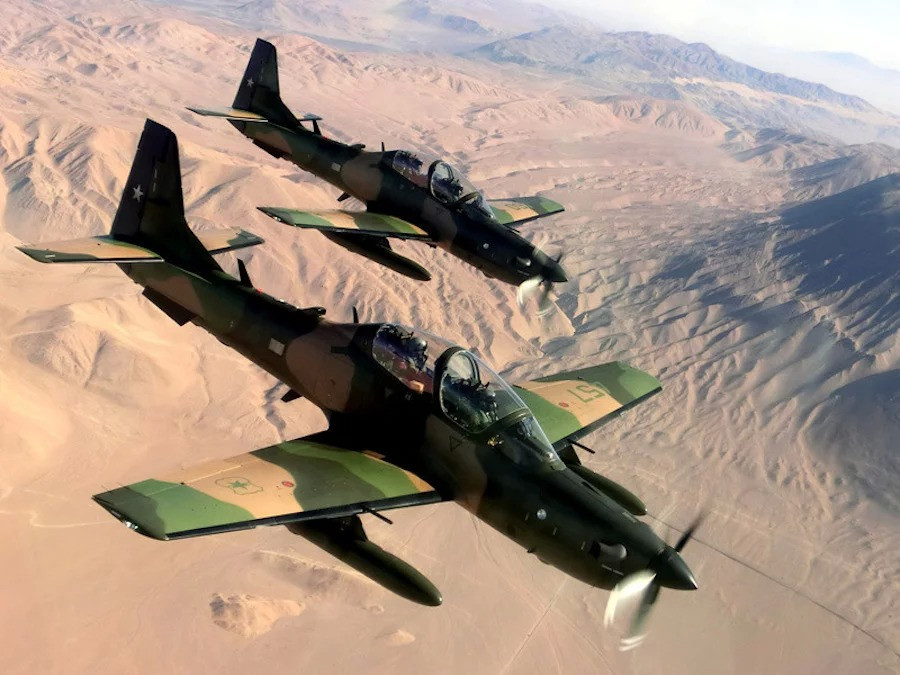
(385, 150, 494, 218)
(370, 324, 563, 470)
(371, 324, 445, 395)
(436, 348, 564, 471)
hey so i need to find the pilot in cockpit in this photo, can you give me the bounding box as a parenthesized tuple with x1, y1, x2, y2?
(380, 325, 431, 394)
(443, 376, 498, 430)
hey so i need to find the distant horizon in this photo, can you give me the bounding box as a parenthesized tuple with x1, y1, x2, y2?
(550, 0, 900, 113)
(556, 0, 900, 72)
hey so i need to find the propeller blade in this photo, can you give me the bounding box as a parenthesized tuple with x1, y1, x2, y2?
(516, 276, 542, 310)
(517, 276, 557, 317)
(603, 569, 657, 650)
(622, 581, 661, 651)
(602, 513, 703, 651)
(517, 249, 567, 317)
(535, 279, 555, 317)
(674, 512, 704, 552)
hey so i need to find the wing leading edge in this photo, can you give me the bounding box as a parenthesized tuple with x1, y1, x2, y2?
(94, 437, 443, 540)
(258, 207, 432, 239)
(514, 362, 662, 445)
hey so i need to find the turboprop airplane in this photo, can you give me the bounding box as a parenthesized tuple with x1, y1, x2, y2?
(18, 120, 697, 645)
(190, 39, 567, 313)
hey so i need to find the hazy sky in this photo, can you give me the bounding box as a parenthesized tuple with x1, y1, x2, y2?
(559, 0, 900, 70)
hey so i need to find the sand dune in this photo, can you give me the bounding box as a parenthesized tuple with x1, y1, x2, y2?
(1, 1, 898, 674)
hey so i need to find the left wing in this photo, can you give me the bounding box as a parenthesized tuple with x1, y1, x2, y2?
(19, 228, 263, 265)
(488, 196, 564, 226)
(514, 361, 661, 445)
(258, 207, 432, 240)
(17, 235, 163, 264)
(93, 437, 442, 540)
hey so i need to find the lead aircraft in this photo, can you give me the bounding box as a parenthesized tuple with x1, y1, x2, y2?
(191, 39, 567, 312)
(18, 121, 697, 646)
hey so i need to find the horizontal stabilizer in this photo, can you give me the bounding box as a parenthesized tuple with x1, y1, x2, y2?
(187, 106, 268, 122)
(195, 227, 264, 255)
(17, 235, 163, 264)
(488, 196, 564, 226)
(258, 207, 431, 239)
(187, 108, 320, 124)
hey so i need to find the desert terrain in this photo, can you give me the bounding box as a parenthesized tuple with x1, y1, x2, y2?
(0, 1, 897, 674)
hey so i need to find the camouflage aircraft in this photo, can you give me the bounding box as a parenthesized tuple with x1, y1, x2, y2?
(19, 120, 697, 644)
(190, 39, 567, 313)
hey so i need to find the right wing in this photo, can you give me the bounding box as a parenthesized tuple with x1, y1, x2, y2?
(488, 196, 564, 226)
(93, 436, 443, 540)
(258, 207, 432, 240)
(514, 361, 662, 446)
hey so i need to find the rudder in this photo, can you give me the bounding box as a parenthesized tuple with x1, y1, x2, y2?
(231, 39, 297, 128)
(111, 119, 220, 274)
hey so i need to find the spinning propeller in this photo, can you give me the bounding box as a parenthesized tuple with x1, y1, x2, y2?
(516, 251, 567, 317)
(603, 513, 703, 651)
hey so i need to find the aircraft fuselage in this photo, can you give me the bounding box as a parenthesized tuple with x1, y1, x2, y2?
(123, 259, 690, 592)
(232, 120, 564, 286)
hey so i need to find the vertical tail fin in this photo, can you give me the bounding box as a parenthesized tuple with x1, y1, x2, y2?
(112, 119, 220, 274)
(231, 39, 297, 128)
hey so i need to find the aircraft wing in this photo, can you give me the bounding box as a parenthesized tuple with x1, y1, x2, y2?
(93, 437, 443, 540)
(258, 207, 432, 240)
(487, 196, 564, 226)
(17, 235, 163, 264)
(18, 228, 263, 265)
(513, 362, 662, 445)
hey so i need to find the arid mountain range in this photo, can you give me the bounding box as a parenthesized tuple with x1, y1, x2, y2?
(1, 1, 897, 674)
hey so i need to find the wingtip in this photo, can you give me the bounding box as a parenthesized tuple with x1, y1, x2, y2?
(16, 246, 51, 263)
(257, 206, 287, 224)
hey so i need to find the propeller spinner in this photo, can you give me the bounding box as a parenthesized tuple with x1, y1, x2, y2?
(604, 513, 702, 650)
(516, 252, 567, 317)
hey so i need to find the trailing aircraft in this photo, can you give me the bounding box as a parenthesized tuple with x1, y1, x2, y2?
(191, 39, 567, 313)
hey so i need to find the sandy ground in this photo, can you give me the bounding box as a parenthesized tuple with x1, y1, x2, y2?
(0, 2, 897, 674)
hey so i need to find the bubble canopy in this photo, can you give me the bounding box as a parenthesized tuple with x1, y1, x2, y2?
(371, 325, 564, 470)
(385, 150, 493, 217)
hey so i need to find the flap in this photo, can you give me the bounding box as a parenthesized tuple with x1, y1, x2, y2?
(514, 362, 662, 445)
(258, 207, 431, 239)
(93, 436, 442, 540)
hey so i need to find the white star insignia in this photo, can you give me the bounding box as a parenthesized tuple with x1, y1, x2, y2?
(246, 77, 254, 88)
(132, 185, 144, 201)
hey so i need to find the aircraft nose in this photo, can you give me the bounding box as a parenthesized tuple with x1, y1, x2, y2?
(545, 258, 568, 283)
(650, 547, 697, 590)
